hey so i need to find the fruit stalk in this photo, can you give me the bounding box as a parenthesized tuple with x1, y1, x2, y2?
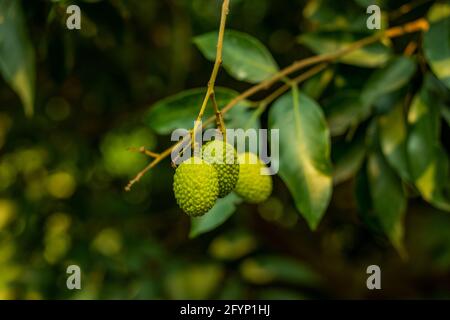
(191, 0, 230, 149)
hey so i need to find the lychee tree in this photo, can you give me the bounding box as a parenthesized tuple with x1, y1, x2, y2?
(2, 0, 449, 259)
(118, 0, 450, 255)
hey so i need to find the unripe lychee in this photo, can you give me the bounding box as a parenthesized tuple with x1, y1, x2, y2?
(235, 152, 272, 203)
(173, 156, 219, 217)
(202, 140, 239, 198)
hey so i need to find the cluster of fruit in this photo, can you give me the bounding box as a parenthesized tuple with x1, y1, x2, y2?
(173, 140, 272, 217)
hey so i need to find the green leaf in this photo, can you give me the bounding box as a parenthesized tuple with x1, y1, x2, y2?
(194, 30, 279, 83)
(378, 100, 410, 181)
(0, 0, 35, 116)
(407, 75, 450, 211)
(298, 31, 392, 67)
(367, 148, 406, 254)
(423, 16, 450, 89)
(145, 87, 238, 134)
(224, 102, 260, 130)
(332, 133, 366, 185)
(323, 90, 369, 136)
(269, 89, 332, 229)
(361, 56, 416, 107)
(189, 193, 242, 238)
(303, 0, 387, 32)
(427, 1, 450, 23)
(301, 67, 334, 100)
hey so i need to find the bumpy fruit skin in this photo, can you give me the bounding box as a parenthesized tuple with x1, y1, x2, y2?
(173, 157, 219, 217)
(235, 152, 272, 203)
(202, 140, 239, 198)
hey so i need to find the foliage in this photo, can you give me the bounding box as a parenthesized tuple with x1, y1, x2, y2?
(0, 0, 450, 299)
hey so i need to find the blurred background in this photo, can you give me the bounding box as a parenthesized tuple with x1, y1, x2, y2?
(0, 0, 450, 299)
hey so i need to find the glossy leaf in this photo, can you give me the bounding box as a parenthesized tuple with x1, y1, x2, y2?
(298, 31, 392, 67)
(194, 30, 279, 83)
(332, 133, 366, 185)
(367, 148, 406, 254)
(0, 0, 35, 116)
(304, 0, 387, 32)
(361, 56, 416, 107)
(190, 193, 242, 238)
(378, 100, 410, 181)
(269, 89, 332, 229)
(407, 76, 450, 211)
(145, 87, 240, 134)
(224, 102, 261, 130)
(301, 67, 334, 100)
(423, 15, 450, 89)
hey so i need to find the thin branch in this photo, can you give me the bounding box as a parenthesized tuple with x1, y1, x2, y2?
(192, 0, 229, 147)
(403, 41, 418, 56)
(125, 17, 429, 191)
(125, 146, 173, 191)
(210, 92, 227, 138)
(128, 146, 160, 158)
(258, 63, 329, 107)
(389, 0, 433, 20)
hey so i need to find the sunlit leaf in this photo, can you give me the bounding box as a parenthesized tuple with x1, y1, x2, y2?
(423, 15, 450, 89)
(298, 31, 392, 67)
(367, 148, 406, 254)
(194, 30, 279, 83)
(0, 0, 35, 116)
(407, 75, 450, 211)
(378, 100, 410, 181)
(269, 89, 332, 229)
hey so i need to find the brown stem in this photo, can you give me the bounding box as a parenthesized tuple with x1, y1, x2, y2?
(128, 146, 160, 158)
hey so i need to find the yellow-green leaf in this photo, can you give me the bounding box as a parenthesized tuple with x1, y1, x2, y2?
(0, 0, 35, 116)
(269, 89, 332, 229)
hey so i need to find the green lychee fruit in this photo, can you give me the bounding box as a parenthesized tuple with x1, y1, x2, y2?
(235, 152, 272, 203)
(202, 140, 240, 198)
(173, 156, 219, 217)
